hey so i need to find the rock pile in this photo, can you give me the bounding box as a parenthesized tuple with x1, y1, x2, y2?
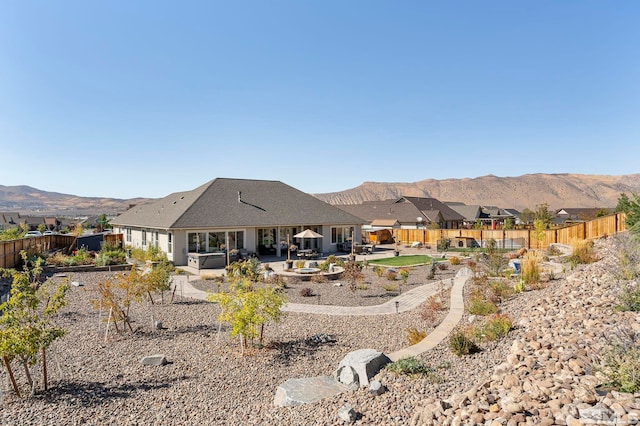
(410, 238, 640, 425)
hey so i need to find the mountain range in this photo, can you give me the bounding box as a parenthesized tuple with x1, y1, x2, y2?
(314, 173, 640, 211)
(1, 173, 639, 216)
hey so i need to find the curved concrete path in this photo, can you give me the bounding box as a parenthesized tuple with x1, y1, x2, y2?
(171, 274, 459, 316)
(171, 268, 472, 360)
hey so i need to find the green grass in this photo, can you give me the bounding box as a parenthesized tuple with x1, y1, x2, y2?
(367, 255, 432, 267)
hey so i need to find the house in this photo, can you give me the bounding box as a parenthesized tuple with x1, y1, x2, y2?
(337, 196, 465, 231)
(110, 178, 363, 266)
(447, 204, 485, 228)
(554, 207, 613, 225)
(0, 212, 21, 231)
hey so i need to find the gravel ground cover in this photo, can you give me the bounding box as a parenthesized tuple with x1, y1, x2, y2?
(0, 251, 583, 426)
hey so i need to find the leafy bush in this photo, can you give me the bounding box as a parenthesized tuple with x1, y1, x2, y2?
(437, 262, 448, 271)
(599, 328, 640, 393)
(299, 287, 314, 297)
(399, 268, 410, 284)
(449, 330, 480, 356)
(405, 327, 426, 345)
(449, 256, 461, 265)
(473, 314, 513, 341)
(467, 290, 498, 315)
(385, 357, 433, 375)
(488, 280, 513, 303)
(618, 282, 640, 312)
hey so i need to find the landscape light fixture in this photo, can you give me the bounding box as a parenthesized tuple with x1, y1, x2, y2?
(395, 301, 399, 313)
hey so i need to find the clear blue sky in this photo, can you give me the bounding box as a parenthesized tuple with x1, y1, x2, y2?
(1, 1, 638, 199)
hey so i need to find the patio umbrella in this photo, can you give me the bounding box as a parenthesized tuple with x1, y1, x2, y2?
(294, 229, 323, 250)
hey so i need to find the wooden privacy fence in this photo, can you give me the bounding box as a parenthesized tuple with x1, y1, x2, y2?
(394, 213, 627, 250)
(0, 234, 77, 269)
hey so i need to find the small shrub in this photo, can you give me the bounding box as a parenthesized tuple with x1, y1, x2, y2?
(547, 245, 562, 257)
(373, 265, 385, 278)
(382, 283, 398, 292)
(488, 280, 513, 303)
(521, 250, 542, 285)
(201, 273, 219, 281)
(618, 282, 640, 312)
(467, 290, 498, 315)
(385, 357, 433, 375)
(449, 330, 479, 356)
(405, 327, 427, 345)
(399, 268, 410, 284)
(355, 282, 369, 290)
(474, 314, 513, 341)
(598, 328, 640, 393)
(449, 256, 461, 265)
(569, 239, 598, 265)
(295, 260, 306, 269)
(299, 287, 314, 297)
(437, 263, 448, 271)
(420, 295, 444, 323)
(467, 260, 477, 269)
(385, 270, 397, 281)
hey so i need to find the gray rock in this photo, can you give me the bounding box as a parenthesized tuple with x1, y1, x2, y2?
(337, 403, 357, 423)
(335, 349, 391, 387)
(140, 354, 167, 366)
(369, 380, 386, 396)
(274, 376, 348, 407)
(337, 366, 359, 389)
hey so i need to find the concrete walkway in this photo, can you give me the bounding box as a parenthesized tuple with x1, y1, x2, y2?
(171, 273, 458, 316)
(170, 267, 473, 360)
(388, 267, 471, 361)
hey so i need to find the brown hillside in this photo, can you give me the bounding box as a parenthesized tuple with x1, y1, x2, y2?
(313, 173, 640, 211)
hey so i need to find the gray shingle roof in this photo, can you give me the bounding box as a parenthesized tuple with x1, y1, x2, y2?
(111, 178, 363, 229)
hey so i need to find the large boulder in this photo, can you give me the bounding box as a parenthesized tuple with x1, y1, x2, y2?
(274, 376, 348, 407)
(334, 349, 390, 387)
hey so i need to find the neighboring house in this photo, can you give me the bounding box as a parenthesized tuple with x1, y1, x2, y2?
(554, 207, 613, 225)
(110, 178, 363, 266)
(447, 204, 485, 228)
(503, 208, 523, 226)
(0, 212, 21, 231)
(337, 196, 465, 231)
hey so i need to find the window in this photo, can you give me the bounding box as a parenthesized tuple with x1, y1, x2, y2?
(168, 232, 172, 253)
(153, 231, 159, 247)
(142, 230, 147, 247)
(125, 228, 131, 243)
(331, 226, 353, 244)
(188, 232, 206, 252)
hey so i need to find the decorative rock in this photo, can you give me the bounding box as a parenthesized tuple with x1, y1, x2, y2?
(140, 354, 167, 366)
(335, 349, 391, 387)
(274, 376, 349, 407)
(578, 404, 615, 423)
(337, 366, 359, 389)
(369, 380, 386, 396)
(337, 403, 357, 423)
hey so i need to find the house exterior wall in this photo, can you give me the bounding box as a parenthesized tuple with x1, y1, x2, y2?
(115, 223, 361, 266)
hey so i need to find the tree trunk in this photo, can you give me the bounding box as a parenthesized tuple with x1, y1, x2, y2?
(22, 359, 33, 388)
(42, 347, 48, 391)
(3, 356, 21, 398)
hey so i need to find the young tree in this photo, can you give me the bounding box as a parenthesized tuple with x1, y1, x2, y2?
(534, 203, 554, 229)
(616, 193, 640, 236)
(0, 251, 69, 397)
(208, 279, 286, 356)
